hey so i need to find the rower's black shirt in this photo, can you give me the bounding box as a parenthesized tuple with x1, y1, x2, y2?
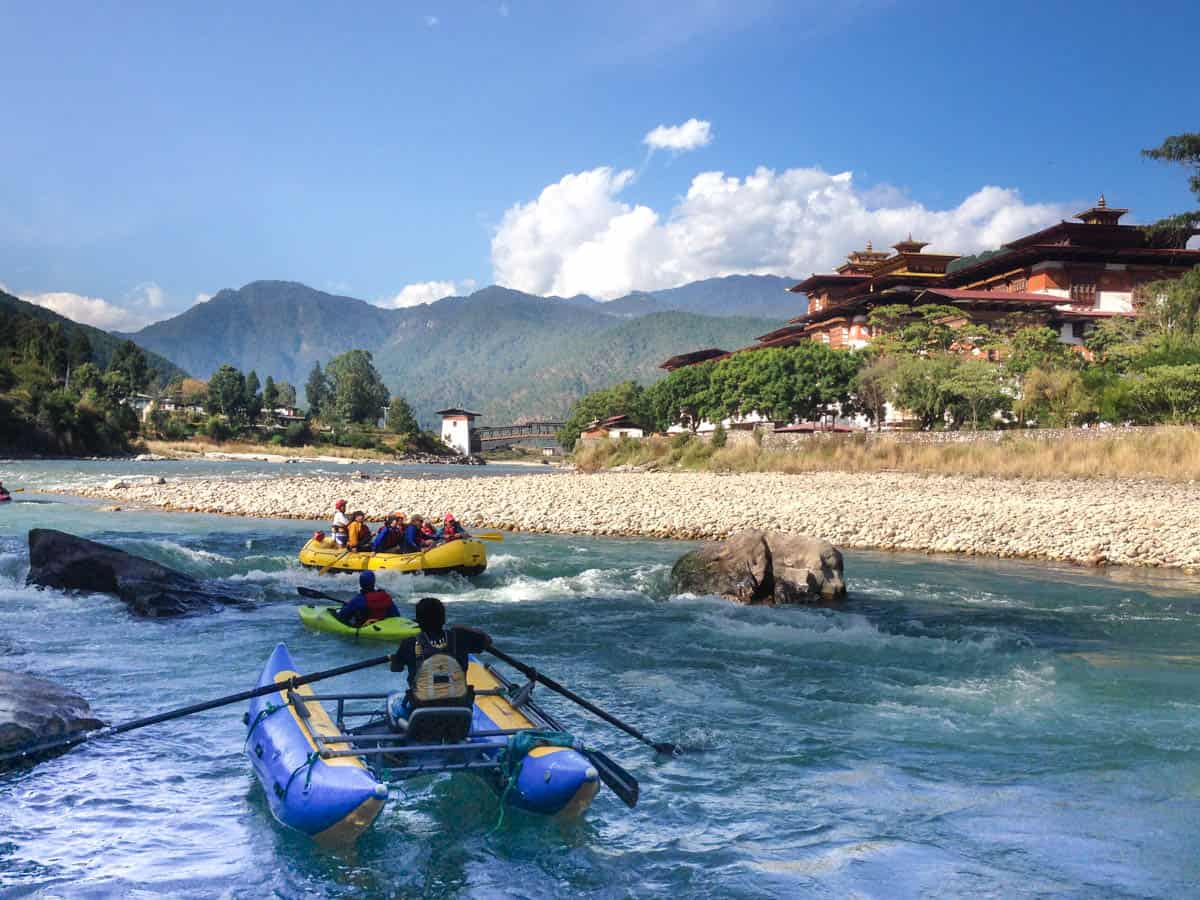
(391, 626, 491, 686)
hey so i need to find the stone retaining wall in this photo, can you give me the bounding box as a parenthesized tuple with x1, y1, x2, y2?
(708, 425, 1189, 451)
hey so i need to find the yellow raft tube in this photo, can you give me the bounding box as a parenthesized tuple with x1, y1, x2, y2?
(298, 536, 487, 576)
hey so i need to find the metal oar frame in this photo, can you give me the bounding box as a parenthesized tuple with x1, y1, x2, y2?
(280, 664, 557, 784)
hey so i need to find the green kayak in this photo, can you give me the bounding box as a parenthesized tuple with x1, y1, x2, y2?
(297, 605, 420, 642)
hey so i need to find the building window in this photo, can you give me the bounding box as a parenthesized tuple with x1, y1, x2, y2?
(1070, 280, 1096, 304)
(1072, 322, 1086, 339)
(1010, 277, 1027, 293)
(820, 332, 830, 344)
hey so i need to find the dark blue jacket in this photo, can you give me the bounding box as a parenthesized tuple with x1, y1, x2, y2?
(402, 524, 426, 552)
(336, 589, 400, 627)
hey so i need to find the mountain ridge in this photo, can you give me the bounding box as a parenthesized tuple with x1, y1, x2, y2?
(127, 275, 804, 424)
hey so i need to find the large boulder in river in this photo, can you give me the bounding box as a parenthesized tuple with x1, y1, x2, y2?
(0, 670, 104, 770)
(670, 531, 846, 605)
(26, 528, 242, 617)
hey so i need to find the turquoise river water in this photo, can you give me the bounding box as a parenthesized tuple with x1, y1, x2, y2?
(1, 460, 1199, 897)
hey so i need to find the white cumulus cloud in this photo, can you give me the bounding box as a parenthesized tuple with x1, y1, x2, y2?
(643, 118, 713, 152)
(382, 280, 469, 308)
(13, 289, 151, 331)
(490, 165, 1069, 300)
(1, 279, 177, 331)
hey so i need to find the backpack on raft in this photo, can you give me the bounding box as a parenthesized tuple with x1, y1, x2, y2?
(410, 632, 474, 709)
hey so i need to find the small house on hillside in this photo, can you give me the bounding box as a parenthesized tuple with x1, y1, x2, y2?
(437, 408, 481, 455)
(581, 414, 645, 441)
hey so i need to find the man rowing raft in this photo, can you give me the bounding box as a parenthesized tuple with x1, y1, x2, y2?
(386, 596, 491, 729)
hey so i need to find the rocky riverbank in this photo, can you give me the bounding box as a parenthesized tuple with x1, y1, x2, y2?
(59, 471, 1200, 571)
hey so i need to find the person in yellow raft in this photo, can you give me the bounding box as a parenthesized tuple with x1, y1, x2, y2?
(347, 510, 373, 551)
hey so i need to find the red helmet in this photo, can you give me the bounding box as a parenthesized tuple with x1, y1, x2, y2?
(444, 513, 454, 522)
(335, 499, 347, 510)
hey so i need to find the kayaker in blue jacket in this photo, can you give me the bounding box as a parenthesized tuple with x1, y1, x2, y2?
(335, 571, 400, 627)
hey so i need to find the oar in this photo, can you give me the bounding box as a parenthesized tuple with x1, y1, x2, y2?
(581, 747, 639, 808)
(472, 532, 504, 542)
(319, 548, 353, 576)
(486, 647, 681, 756)
(0, 653, 392, 769)
(509, 680, 640, 808)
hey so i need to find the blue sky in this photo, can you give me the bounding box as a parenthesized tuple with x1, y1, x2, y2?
(1, 0, 1197, 328)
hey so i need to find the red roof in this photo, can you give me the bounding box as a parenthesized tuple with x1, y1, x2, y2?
(659, 348, 727, 370)
(787, 273, 870, 293)
(916, 288, 1062, 305)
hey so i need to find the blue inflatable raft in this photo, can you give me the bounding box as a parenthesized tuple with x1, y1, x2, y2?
(245, 643, 601, 843)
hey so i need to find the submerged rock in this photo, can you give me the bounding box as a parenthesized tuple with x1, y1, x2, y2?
(670, 530, 846, 604)
(0, 670, 104, 770)
(26, 528, 244, 617)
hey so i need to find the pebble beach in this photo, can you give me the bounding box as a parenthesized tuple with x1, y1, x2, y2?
(65, 470, 1200, 571)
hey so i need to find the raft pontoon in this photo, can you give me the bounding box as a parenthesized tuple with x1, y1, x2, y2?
(244, 643, 601, 843)
(298, 537, 487, 577)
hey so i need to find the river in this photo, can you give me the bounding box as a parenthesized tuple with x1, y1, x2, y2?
(1, 460, 1198, 897)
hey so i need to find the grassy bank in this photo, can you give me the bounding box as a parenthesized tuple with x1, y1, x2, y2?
(146, 439, 411, 461)
(573, 427, 1200, 481)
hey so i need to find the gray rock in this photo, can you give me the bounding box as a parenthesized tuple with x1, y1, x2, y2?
(670, 530, 846, 605)
(26, 528, 246, 617)
(0, 670, 104, 770)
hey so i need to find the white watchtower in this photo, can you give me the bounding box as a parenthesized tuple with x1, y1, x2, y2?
(437, 408, 481, 456)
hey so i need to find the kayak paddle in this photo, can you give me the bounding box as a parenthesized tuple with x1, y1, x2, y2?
(0, 653, 393, 770)
(297, 586, 348, 605)
(486, 647, 682, 756)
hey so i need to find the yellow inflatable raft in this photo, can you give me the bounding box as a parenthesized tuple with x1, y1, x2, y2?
(297, 537, 487, 576)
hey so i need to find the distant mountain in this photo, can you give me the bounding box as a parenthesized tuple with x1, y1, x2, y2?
(0, 288, 186, 385)
(123, 281, 396, 382)
(128, 278, 794, 424)
(551, 274, 803, 320)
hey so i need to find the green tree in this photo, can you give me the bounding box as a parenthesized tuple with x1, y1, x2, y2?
(1133, 266, 1200, 341)
(385, 395, 419, 435)
(206, 364, 247, 422)
(1141, 133, 1200, 246)
(868, 304, 992, 356)
(946, 358, 1010, 430)
(67, 330, 93, 369)
(1003, 326, 1078, 377)
(888, 355, 962, 430)
(558, 380, 652, 451)
(708, 344, 862, 425)
(853, 355, 899, 429)
(262, 375, 279, 413)
(244, 370, 263, 423)
(107, 340, 152, 397)
(1013, 367, 1092, 426)
(71, 362, 104, 395)
(305, 362, 329, 417)
(1123, 364, 1200, 424)
(276, 381, 297, 409)
(647, 361, 716, 432)
(325, 349, 390, 425)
